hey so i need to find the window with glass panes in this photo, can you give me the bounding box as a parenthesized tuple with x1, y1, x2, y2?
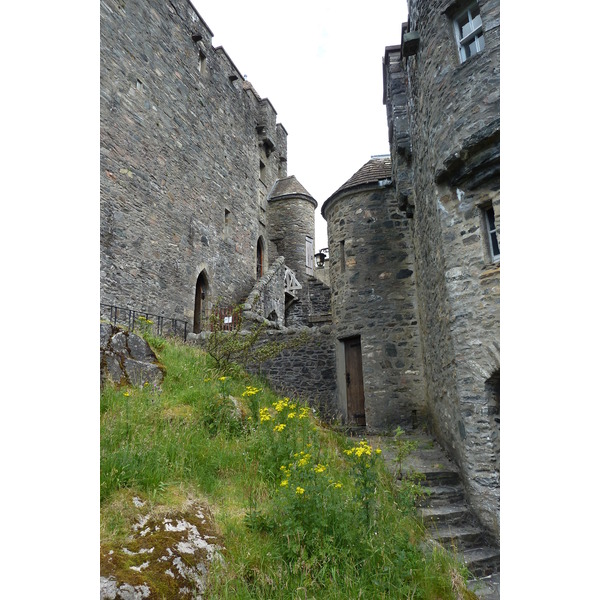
(454, 3, 485, 62)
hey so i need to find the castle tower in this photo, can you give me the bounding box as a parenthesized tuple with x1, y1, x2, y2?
(322, 156, 425, 429)
(267, 175, 317, 285)
(384, 0, 500, 541)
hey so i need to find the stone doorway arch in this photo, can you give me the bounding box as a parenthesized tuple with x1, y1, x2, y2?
(193, 270, 209, 334)
(256, 237, 265, 279)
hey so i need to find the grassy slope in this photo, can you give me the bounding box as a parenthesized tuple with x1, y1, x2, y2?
(100, 336, 476, 599)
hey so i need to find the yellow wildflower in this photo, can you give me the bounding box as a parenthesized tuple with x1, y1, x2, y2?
(259, 408, 271, 422)
(313, 464, 326, 474)
(376, 448, 382, 455)
(123, 392, 130, 397)
(280, 479, 289, 487)
(334, 482, 343, 489)
(273, 423, 286, 432)
(297, 454, 311, 467)
(242, 386, 261, 397)
(295, 487, 305, 495)
(219, 376, 228, 382)
(287, 412, 296, 419)
(298, 407, 310, 419)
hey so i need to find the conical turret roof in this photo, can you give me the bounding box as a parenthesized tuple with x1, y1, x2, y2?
(321, 156, 392, 218)
(269, 175, 317, 206)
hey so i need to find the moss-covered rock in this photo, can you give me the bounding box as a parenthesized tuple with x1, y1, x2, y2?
(100, 496, 223, 599)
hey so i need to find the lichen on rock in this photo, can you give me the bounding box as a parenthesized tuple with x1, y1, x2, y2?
(100, 497, 223, 599)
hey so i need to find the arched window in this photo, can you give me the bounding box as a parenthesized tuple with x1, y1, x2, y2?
(256, 238, 264, 279)
(193, 270, 209, 334)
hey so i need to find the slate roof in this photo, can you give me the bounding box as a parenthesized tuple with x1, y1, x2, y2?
(321, 156, 392, 216)
(333, 156, 392, 195)
(269, 175, 316, 204)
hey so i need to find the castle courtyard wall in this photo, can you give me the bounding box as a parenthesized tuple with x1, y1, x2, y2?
(100, 0, 287, 322)
(324, 182, 425, 429)
(386, 0, 500, 539)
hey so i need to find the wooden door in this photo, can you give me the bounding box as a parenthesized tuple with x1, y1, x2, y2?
(344, 336, 365, 426)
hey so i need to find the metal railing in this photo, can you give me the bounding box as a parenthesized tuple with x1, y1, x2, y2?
(100, 303, 188, 341)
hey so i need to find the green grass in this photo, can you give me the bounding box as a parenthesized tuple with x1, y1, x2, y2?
(100, 336, 476, 599)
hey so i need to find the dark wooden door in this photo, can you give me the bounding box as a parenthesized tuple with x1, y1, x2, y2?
(344, 336, 365, 426)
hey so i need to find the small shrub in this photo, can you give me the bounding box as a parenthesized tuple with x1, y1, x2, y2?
(394, 426, 419, 477)
(204, 301, 309, 375)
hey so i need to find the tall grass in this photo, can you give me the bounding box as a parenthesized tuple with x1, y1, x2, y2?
(100, 337, 476, 599)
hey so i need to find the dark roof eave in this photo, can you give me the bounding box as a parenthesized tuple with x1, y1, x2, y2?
(269, 193, 318, 208)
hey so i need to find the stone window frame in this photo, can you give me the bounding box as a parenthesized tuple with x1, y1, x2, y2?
(197, 48, 207, 75)
(305, 236, 314, 276)
(453, 2, 485, 63)
(480, 203, 500, 263)
(224, 208, 232, 237)
(339, 240, 346, 273)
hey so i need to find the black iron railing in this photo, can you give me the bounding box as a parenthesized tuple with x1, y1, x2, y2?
(100, 303, 188, 341)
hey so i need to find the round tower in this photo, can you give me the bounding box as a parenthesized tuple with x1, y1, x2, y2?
(267, 175, 317, 289)
(321, 156, 424, 429)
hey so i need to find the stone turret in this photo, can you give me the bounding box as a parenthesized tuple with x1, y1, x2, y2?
(267, 175, 317, 289)
(322, 156, 425, 428)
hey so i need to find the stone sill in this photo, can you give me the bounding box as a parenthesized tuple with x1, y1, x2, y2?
(308, 314, 332, 324)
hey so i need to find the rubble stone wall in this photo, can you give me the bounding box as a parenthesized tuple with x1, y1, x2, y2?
(384, 0, 500, 539)
(101, 0, 287, 321)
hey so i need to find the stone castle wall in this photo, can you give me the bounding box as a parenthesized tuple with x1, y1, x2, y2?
(324, 182, 425, 429)
(252, 328, 338, 420)
(284, 276, 332, 329)
(385, 0, 500, 539)
(101, 0, 287, 322)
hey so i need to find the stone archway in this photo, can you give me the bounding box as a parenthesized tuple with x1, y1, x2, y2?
(193, 270, 209, 334)
(256, 237, 265, 279)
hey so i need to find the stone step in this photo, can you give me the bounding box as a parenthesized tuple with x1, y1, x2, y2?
(418, 504, 471, 526)
(418, 468, 461, 486)
(429, 524, 486, 551)
(420, 483, 465, 506)
(467, 573, 500, 599)
(365, 432, 499, 590)
(462, 547, 501, 579)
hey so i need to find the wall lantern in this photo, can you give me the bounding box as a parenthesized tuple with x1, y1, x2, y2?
(314, 248, 329, 269)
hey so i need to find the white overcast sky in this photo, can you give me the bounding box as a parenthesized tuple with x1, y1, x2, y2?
(191, 1, 409, 249)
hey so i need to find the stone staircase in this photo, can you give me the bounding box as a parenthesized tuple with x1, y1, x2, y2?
(366, 431, 500, 600)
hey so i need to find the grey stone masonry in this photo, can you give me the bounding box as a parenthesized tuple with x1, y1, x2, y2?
(251, 327, 338, 421)
(242, 256, 287, 329)
(322, 158, 425, 429)
(384, 0, 500, 541)
(101, 0, 287, 322)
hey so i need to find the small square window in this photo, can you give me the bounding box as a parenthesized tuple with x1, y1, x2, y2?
(454, 3, 485, 63)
